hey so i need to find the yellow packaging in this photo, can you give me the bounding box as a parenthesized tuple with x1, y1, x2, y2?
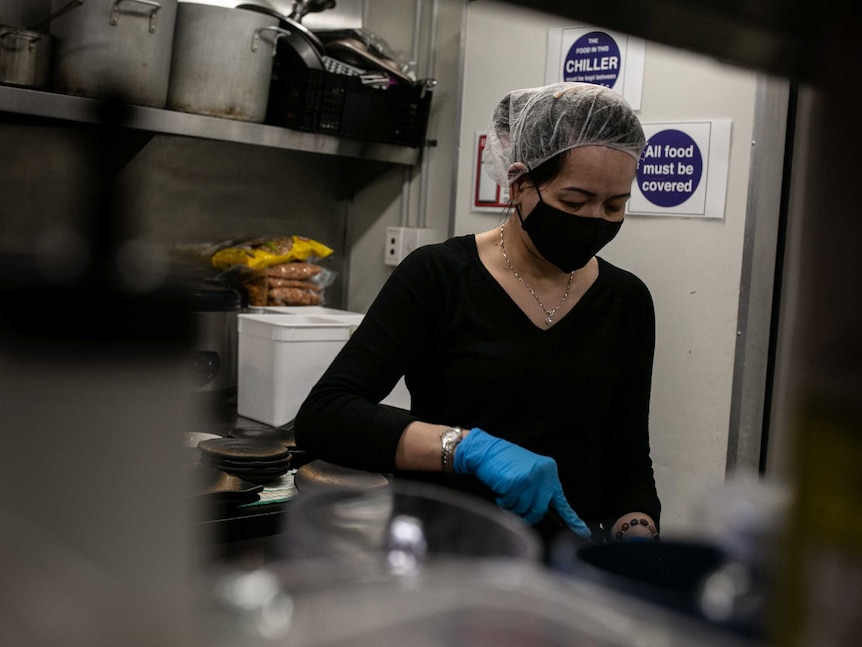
(211, 236, 333, 270)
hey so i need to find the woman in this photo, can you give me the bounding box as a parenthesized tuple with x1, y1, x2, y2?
(295, 82, 661, 544)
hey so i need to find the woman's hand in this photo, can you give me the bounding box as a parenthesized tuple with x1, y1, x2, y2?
(453, 427, 591, 539)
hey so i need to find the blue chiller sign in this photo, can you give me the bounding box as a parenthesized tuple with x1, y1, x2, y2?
(563, 31, 621, 88)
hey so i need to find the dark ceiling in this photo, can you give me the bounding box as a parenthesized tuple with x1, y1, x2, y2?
(497, 0, 857, 83)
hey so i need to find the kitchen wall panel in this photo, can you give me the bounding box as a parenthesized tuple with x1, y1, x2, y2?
(0, 0, 51, 28)
(0, 123, 352, 307)
(0, 123, 100, 241)
(119, 136, 351, 307)
(344, 0, 465, 313)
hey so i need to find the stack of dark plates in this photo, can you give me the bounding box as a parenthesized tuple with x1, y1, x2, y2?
(228, 422, 316, 469)
(198, 438, 291, 484)
(227, 423, 294, 448)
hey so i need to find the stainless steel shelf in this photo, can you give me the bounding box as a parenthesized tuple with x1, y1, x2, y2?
(0, 85, 421, 166)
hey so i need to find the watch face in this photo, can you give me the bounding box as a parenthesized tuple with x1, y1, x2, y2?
(442, 428, 461, 443)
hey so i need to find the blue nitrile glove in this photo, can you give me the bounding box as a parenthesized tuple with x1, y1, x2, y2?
(453, 428, 591, 539)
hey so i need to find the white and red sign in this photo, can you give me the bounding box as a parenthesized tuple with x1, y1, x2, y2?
(472, 132, 509, 212)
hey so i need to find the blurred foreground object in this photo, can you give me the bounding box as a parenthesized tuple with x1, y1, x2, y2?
(0, 98, 206, 647)
(200, 480, 757, 647)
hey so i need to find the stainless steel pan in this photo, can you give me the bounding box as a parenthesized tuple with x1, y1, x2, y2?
(236, 3, 325, 70)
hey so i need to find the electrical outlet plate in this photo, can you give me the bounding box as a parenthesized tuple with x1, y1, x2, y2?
(384, 226, 404, 266)
(384, 227, 436, 266)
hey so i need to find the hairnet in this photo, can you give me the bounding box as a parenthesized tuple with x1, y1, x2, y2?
(482, 82, 646, 188)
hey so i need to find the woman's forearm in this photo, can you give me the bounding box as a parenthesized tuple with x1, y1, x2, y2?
(395, 421, 472, 471)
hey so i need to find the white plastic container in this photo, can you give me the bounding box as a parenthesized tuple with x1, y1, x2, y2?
(237, 314, 359, 426)
(247, 306, 365, 319)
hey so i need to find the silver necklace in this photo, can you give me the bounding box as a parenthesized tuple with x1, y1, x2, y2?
(499, 224, 574, 327)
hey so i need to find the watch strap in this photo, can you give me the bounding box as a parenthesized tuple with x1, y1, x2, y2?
(440, 427, 463, 472)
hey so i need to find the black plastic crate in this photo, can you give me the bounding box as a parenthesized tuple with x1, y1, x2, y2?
(267, 54, 432, 148)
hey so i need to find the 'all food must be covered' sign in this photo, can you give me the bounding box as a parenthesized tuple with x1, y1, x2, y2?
(546, 26, 645, 109)
(628, 120, 732, 219)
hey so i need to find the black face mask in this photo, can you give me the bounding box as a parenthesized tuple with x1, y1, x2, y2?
(516, 187, 623, 273)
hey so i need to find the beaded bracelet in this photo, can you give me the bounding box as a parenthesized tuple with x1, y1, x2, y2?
(615, 517, 660, 542)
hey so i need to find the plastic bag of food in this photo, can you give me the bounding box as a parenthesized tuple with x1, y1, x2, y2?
(211, 235, 333, 271)
(243, 262, 337, 307)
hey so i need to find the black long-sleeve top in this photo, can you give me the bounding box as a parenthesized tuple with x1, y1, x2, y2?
(295, 234, 661, 529)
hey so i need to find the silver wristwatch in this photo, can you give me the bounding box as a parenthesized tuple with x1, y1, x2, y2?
(440, 427, 463, 472)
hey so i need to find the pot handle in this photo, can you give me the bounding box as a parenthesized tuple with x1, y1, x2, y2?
(252, 26, 293, 58)
(0, 32, 42, 52)
(110, 0, 162, 33)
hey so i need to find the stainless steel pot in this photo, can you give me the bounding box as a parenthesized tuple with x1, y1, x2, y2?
(167, 4, 289, 122)
(0, 0, 84, 89)
(189, 282, 241, 395)
(49, 0, 178, 107)
(0, 25, 51, 89)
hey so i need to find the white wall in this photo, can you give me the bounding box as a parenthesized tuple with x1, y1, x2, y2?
(454, 1, 761, 535)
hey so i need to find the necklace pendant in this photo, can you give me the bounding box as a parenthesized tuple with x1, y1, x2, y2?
(501, 224, 570, 331)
